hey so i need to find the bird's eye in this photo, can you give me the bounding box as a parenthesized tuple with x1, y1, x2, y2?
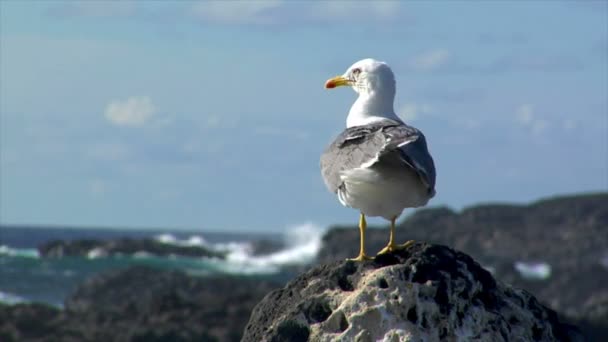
(351, 68, 361, 77)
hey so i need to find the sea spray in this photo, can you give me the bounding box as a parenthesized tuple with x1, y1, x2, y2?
(0, 245, 40, 259)
(514, 261, 552, 280)
(212, 222, 325, 274)
(0, 227, 324, 305)
(0, 291, 26, 305)
(155, 234, 208, 247)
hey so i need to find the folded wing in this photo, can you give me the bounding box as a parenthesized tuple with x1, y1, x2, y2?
(320, 120, 436, 197)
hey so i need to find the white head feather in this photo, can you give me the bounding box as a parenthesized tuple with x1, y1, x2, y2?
(340, 58, 403, 127)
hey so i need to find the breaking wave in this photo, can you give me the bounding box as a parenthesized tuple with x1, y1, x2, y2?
(154, 222, 325, 275)
(0, 291, 27, 305)
(514, 261, 551, 280)
(0, 223, 326, 279)
(0, 245, 39, 259)
(219, 222, 324, 274)
(154, 234, 208, 247)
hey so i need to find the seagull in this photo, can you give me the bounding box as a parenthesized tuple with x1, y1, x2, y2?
(320, 58, 436, 261)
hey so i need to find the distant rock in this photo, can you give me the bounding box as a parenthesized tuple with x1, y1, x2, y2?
(243, 243, 582, 342)
(318, 193, 607, 264)
(38, 237, 225, 259)
(0, 266, 279, 342)
(316, 193, 608, 335)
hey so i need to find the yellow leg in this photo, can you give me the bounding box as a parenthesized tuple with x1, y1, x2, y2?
(348, 213, 373, 261)
(377, 217, 415, 255)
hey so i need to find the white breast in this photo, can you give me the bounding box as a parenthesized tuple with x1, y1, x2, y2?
(337, 163, 430, 220)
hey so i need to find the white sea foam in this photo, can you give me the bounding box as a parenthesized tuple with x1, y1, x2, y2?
(207, 222, 325, 275)
(0, 290, 27, 305)
(514, 261, 551, 280)
(185, 236, 206, 247)
(154, 233, 208, 247)
(133, 251, 152, 259)
(155, 233, 177, 244)
(0, 245, 40, 258)
(87, 247, 108, 259)
(151, 223, 325, 274)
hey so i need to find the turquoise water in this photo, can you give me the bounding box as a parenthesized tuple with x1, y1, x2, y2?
(0, 224, 324, 306)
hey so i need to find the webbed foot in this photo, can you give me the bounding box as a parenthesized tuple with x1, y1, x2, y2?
(377, 240, 415, 255)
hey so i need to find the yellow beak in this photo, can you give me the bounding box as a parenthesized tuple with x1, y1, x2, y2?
(324, 76, 352, 89)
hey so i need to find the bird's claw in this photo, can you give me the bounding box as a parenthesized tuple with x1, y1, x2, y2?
(347, 254, 374, 261)
(377, 240, 415, 255)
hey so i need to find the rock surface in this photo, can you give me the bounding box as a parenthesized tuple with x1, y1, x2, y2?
(243, 242, 582, 342)
(38, 237, 225, 259)
(0, 266, 279, 342)
(317, 193, 608, 329)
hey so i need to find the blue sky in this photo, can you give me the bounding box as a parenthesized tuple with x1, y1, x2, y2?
(1, 1, 606, 232)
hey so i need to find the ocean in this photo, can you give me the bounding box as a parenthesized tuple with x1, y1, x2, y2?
(0, 223, 324, 307)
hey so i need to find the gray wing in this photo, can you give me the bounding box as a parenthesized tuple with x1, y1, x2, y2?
(320, 122, 436, 196)
(320, 123, 389, 193)
(384, 125, 436, 196)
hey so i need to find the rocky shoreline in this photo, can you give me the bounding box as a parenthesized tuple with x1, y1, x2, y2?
(1, 192, 606, 341)
(37, 236, 285, 260)
(38, 237, 226, 259)
(0, 266, 280, 342)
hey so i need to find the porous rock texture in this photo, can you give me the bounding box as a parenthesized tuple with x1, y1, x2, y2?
(316, 193, 608, 323)
(243, 242, 582, 342)
(315, 193, 608, 340)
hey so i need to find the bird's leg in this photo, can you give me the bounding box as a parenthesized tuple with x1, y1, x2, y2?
(377, 217, 415, 255)
(348, 213, 373, 261)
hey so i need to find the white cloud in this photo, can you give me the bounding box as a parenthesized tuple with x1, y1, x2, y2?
(190, 1, 401, 25)
(104, 96, 156, 127)
(398, 103, 432, 122)
(191, 1, 282, 24)
(51, 1, 404, 26)
(531, 120, 547, 135)
(312, 1, 400, 21)
(408, 49, 451, 71)
(515, 104, 547, 135)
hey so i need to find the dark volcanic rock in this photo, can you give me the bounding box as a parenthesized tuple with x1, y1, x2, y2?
(0, 266, 279, 342)
(38, 237, 225, 259)
(318, 193, 608, 264)
(243, 243, 583, 341)
(316, 192, 608, 336)
(0, 303, 61, 342)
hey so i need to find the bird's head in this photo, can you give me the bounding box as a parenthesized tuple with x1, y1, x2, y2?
(324, 58, 396, 96)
